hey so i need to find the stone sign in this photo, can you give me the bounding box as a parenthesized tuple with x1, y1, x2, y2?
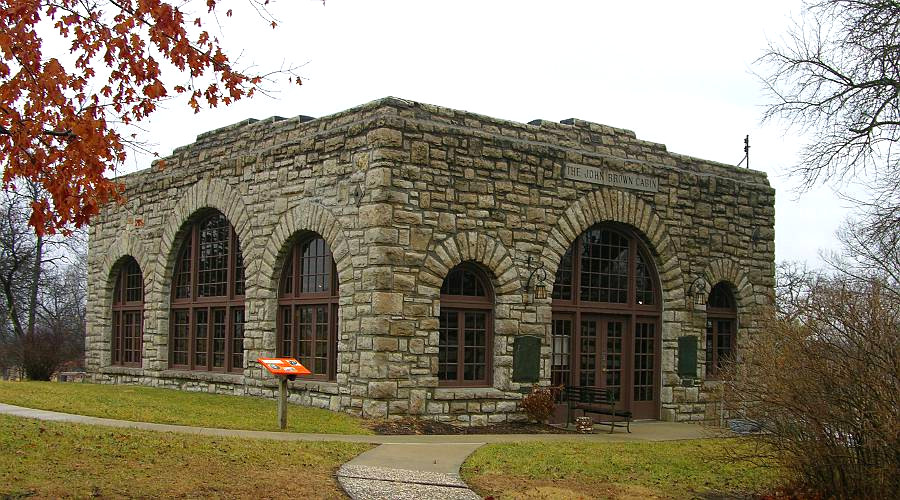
(564, 164, 659, 192)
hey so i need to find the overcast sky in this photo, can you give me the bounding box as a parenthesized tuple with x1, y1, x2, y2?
(129, 0, 850, 266)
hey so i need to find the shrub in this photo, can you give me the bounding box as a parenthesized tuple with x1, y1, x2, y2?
(720, 275, 899, 498)
(521, 385, 555, 423)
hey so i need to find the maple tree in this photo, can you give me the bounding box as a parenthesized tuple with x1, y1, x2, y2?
(0, 0, 300, 234)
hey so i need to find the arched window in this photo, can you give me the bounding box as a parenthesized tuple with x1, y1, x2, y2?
(170, 211, 245, 373)
(550, 224, 661, 419)
(111, 257, 143, 366)
(439, 263, 493, 387)
(277, 234, 339, 380)
(706, 282, 736, 377)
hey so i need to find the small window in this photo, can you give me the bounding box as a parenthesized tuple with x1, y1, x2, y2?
(112, 257, 143, 366)
(169, 211, 245, 373)
(706, 282, 737, 377)
(277, 235, 339, 380)
(439, 264, 493, 386)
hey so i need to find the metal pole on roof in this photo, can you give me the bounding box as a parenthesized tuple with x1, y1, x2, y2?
(736, 135, 750, 169)
(744, 135, 750, 169)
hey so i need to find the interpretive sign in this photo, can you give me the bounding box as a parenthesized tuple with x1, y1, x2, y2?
(257, 357, 311, 377)
(257, 357, 311, 430)
(564, 164, 659, 192)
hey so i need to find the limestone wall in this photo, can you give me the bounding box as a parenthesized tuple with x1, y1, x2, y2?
(86, 97, 775, 424)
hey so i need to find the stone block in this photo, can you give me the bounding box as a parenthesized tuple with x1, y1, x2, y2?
(366, 128, 402, 147)
(362, 267, 392, 290)
(358, 203, 392, 227)
(371, 292, 403, 315)
(368, 381, 397, 399)
(373, 336, 398, 352)
(408, 338, 425, 354)
(411, 141, 430, 164)
(363, 399, 388, 418)
(389, 399, 409, 415)
(404, 389, 425, 412)
(390, 320, 415, 336)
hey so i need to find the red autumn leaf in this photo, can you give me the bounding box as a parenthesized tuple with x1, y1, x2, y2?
(0, 0, 303, 235)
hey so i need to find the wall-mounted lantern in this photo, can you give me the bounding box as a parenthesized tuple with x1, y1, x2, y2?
(688, 276, 707, 306)
(524, 256, 548, 303)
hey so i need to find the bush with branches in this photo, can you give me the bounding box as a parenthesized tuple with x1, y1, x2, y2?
(720, 272, 899, 497)
(521, 385, 556, 423)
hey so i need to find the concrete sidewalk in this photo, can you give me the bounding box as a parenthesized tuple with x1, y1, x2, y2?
(1, 402, 724, 499)
(0, 402, 716, 443)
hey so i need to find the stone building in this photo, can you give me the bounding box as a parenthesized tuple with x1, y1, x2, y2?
(85, 97, 775, 424)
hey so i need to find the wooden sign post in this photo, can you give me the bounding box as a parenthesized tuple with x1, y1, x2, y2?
(257, 358, 311, 430)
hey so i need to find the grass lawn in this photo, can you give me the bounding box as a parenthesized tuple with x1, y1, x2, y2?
(0, 381, 371, 435)
(461, 439, 785, 499)
(0, 414, 370, 499)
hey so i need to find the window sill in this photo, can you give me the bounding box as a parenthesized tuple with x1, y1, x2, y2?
(433, 387, 519, 400)
(158, 369, 244, 384)
(100, 366, 143, 376)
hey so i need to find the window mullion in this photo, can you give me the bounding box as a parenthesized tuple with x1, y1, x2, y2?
(330, 303, 338, 380)
(573, 235, 581, 306)
(294, 246, 301, 297)
(191, 227, 199, 300)
(225, 305, 233, 372)
(458, 310, 465, 384)
(628, 240, 636, 307)
(293, 304, 300, 361)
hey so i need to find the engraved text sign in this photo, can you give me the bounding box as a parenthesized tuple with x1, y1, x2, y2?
(564, 164, 659, 192)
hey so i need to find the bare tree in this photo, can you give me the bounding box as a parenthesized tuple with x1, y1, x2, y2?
(722, 270, 899, 498)
(760, 0, 900, 184)
(774, 260, 817, 322)
(0, 188, 86, 379)
(826, 207, 900, 300)
(759, 0, 900, 235)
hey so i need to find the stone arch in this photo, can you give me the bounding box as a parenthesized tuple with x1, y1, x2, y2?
(259, 200, 352, 297)
(99, 232, 152, 303)
(97, 238, 150, 368)
(146, 177, 253, 369)
(155, 178, 256, 298)
(418, 231, 522, 392)
(256, 201, 352, 353)
(699, 258, 755, 313)
(418, 231, 522, 301)
(152, 177, 252, 303)
(540, 188, 685, 310)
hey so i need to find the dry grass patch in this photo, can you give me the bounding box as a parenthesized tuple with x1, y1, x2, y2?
(461, 439, 785, 499)
(0, 415, 371, 499)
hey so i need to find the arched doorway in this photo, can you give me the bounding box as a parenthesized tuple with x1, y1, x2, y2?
(551, 224, 661, 419)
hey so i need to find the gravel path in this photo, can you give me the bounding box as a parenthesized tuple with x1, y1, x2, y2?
(337, 464, 481, 500)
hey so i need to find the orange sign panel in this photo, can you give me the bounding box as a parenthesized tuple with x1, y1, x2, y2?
(257, 358, 312, 376)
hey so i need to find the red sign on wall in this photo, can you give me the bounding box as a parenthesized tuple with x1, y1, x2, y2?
(257, 358, 312, 376)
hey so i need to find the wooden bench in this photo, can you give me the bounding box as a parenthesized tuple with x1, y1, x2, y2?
(564, 386, 632, 433)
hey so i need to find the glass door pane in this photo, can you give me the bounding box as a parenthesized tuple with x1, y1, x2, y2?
(605, 319, 624, 401)
(579, 319, 598, 387)
(634, 322, 655, 401)
(551, 317, 572, 387)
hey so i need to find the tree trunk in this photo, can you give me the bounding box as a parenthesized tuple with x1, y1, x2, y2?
(23, 182, 44, 380)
